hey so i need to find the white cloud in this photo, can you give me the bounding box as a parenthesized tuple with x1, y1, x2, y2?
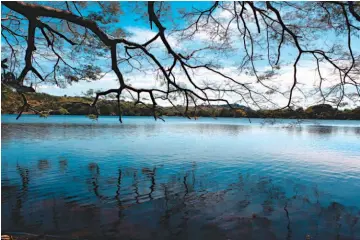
(36, 12, 358, 109)
(126, 26, 182, 50)
(37, 72, 120, 96)
(37, 58, 358, 109)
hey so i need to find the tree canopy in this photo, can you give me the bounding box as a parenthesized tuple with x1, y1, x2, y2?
(1, 1, 360, 121)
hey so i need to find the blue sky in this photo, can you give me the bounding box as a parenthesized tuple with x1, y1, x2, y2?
(1, 2, 359, 108)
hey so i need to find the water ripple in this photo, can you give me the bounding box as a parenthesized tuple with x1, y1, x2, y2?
(2, 116, 360, 239)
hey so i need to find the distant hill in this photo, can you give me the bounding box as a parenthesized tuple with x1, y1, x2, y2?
(217, 104, 252, 111)
(1, 84, 360, 120)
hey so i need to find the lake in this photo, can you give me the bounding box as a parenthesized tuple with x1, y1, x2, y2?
(1, 115, 360, 239)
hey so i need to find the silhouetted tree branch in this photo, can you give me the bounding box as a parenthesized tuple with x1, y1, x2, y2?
(1, 1, 359, 120)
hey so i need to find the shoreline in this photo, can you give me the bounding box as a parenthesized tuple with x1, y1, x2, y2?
(2, 113, 360, 121)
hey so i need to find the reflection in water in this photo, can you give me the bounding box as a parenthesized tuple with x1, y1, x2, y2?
(59, 159, 67, 172)
(38, 159, 50, 171)
(2, 117, 360, 239)
(16, 164, 29, 191)
(142, 167, 156, 200)
(2, 161, 360, 239)
(2, 122, 360, 143)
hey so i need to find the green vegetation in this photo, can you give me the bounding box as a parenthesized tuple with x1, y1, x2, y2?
(2, 84, 360, 120)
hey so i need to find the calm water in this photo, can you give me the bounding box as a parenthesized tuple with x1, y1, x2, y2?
(1, 115, 360, 239)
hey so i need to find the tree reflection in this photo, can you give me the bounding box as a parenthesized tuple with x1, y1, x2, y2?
(2, 161, 360, 239)
(16, 164, 29, 191)
(115, 168, 122, 204)
(11, 164, 30, 227)
(59, 159, 68, 172)
(3, 123, 359, 145)
(38, 159, 50, 171)
(142, 167, 156, 200)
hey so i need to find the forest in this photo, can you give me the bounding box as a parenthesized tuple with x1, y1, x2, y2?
(2, 84, 360, 120)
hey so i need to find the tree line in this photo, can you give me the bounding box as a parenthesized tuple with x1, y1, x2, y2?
(2, 84, 360, 120)
(1, 2, 359, 121)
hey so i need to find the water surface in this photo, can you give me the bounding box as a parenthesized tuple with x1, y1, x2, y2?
(2, 115, 360, 239)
